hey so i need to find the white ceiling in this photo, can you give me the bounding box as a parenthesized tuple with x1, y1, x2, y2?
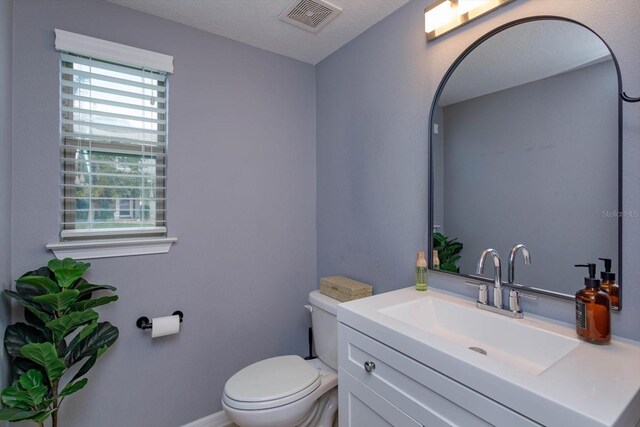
(105, 0, 410, 64)
(439, 20, 612, 106)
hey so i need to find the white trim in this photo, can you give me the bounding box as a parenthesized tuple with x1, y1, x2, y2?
(46, 237, 177, 260)
(181, 410, 234, 427)
(55, 29, 174, 73)
(60, 226, 167, 239)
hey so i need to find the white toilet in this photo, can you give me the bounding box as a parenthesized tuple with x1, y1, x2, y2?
(222, 290, 339, 427)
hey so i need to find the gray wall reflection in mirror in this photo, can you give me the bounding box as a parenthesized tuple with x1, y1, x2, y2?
(430, 19, 620, 303)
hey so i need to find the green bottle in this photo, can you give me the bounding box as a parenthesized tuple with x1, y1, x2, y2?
(416, 251, 428, 291)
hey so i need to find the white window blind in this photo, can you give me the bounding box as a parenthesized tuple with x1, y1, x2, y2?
(60, 52, 169, 240)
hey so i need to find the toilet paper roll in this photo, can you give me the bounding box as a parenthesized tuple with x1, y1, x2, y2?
(151, 314, 180, 338)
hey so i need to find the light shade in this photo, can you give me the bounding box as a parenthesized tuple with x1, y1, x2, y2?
(425, 0, 453, 33)
(424, 0, 515, 41)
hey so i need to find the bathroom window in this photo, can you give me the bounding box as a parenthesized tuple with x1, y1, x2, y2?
(48, 30, 175, 258)
(59, 52, 168, 240)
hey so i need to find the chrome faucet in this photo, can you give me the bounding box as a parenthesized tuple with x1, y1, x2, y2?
(476, 248, 502, 308)
(508, 244, 531, 285)
(468, 247, 531, 319)
(506, 244, 535, 313)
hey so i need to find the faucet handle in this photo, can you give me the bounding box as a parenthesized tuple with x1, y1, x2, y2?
(508, 289, 538, 313)
(466, 281, 488, 305)
(508, 289, 521, 313)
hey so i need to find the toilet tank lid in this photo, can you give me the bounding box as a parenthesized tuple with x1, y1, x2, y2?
(308, 290, 339, 315)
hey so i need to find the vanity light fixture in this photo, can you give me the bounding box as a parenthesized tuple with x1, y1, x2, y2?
(425, 0, 515, 41)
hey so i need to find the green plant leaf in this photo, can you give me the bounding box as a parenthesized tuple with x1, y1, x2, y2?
(33, 290, 80, 313)
(0, 373, 48, 411)
(0, 384, 32, 410)
(18, 370, 43, 390)
(441, 261, 459, 273)
(70, 295, 119, 311)
(58, 337, 68, 356)
(16, 276, 60, 294)
(15, 281, 48, 301)
(4, 290, 52, 318)
(59, 378, 88, 397)
(68, 346, 115, 384)
(10, 358, 45, 384)
(26, 305, 54, 326)
(73, 278, 91, 301)
(75, 283, 117, 299)
(447, 243, 463, 253)
(17, 370, 48, 407)
(20, 343, 66, 382)
(23, 307, 44, 328)
(48, 258, 90, 288)
(20, 266, 56, 281)
(0, 408, 45, 421)
(46, 309, 98, 342)
(71, 353, 97, 382)
(22, 308, 53, 342)
(65, 322, 118, 367)
(97, 345, 109, 358)
(63, 321, 97, 360)
(433, 232, 447, 250)
(33, 409, 55, 423)
(4, 323, 48, 358)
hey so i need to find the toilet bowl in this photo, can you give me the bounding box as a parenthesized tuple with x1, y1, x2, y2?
(222, 291, 339, 427)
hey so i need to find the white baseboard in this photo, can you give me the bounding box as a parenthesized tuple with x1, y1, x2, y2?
(181, 410, 234, 427)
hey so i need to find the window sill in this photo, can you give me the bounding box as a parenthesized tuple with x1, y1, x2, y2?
(46, 237, 177, 260)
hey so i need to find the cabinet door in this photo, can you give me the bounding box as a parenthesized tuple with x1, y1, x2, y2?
(339, 369, 422, 427)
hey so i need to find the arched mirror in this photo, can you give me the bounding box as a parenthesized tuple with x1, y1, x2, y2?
(429, 17, 623, 309)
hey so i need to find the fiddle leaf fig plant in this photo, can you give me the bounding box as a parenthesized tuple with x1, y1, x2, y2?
(433, 232, 464, 273)
(0, 258, 119, 427)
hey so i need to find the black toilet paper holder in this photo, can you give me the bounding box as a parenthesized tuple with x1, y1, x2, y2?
(136, 311, 184, 330)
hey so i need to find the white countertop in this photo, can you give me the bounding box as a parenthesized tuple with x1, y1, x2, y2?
(337, 286, 640, 427)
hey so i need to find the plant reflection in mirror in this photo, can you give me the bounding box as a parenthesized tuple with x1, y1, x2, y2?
(433, 232, 463, 273)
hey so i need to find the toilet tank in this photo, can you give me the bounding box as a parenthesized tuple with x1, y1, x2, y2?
(308, 290, 339, 370)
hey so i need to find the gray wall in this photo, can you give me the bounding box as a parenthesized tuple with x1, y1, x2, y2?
(1, 0, 13, 421)
(11, 0, 316, 426)
(316, 2, 430, 291)
(441, 61, 618, 294)
(316, 0, 640, 340)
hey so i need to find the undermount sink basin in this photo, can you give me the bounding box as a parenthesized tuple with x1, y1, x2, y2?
(379, 294, 580, 375)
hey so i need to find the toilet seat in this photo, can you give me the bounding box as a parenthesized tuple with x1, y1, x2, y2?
(223, 355, 321, 411)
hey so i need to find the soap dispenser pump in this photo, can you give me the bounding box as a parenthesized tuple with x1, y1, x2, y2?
(598, 257, 619, 310)
(575, 263, 611, 344)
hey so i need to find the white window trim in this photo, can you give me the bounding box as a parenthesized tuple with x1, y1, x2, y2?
(60, 226, 167, 240)
(54, 29, 174, 73)
(47, 237, 177, 260)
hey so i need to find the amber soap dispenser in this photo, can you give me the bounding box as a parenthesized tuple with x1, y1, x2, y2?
(598, 257, 619, 310)
(575, 263, 611, 344)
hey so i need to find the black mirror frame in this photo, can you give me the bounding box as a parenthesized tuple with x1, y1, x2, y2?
(427, 16, 625, 309)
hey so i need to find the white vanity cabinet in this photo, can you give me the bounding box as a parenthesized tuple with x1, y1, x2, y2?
(338, 323, 541, 427)
(337, 287, 640, 427)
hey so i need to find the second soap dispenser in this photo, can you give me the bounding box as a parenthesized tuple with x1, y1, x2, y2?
(575, 263, 611, 344)
(598, 257, 619, 310)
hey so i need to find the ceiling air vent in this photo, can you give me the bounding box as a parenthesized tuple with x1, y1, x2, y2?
(279, 0, 342, 33)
